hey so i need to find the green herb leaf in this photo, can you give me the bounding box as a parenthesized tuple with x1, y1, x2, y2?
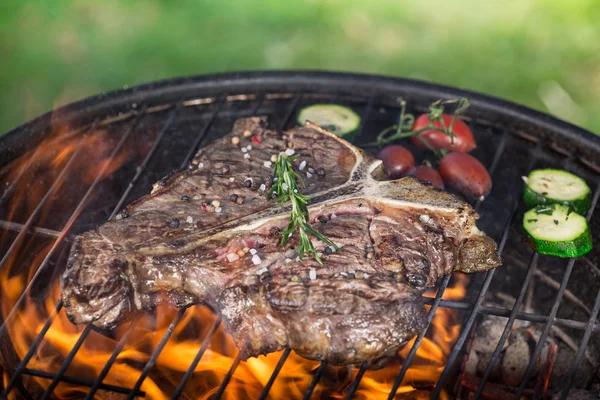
(267, 152, 339, 264)
(527, 219, 538, 223)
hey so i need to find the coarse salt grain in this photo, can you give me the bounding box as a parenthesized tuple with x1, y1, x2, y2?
(309, 268, 317, 280)
(419, 215, 431, 224)
(186, 216, 193, 224)
(282, 182, 288, 191)
(252, 254, 262, 265)
(263, 161, 272, 168)
(226, 253, 240, 262)
(331, 213, 337, 219)
(250, 248, 257, 255)
(247, 145, 252, 151)
(306, 172, 313, 178)
(229, 177, 235, 182)
(340, 272, 348, 277)
(285, 148, 295, 156)
(259, 183, 266, 192)
(198, 163, 204, 168)
(244, 153, 250, 159)
(308, 167, 315, 174)
(364, 273, 370, 279)
(256, 267, 268, 275)
(241, 147, 248, 153)
(299, 160, 307, 170)
(215, 207, 222, 213)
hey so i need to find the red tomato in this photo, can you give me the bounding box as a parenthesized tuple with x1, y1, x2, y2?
(411, 165, 444, 189)
(439, 152, 491, 200)
(411, 114, 476, 153)
(377, 145, 416, 180)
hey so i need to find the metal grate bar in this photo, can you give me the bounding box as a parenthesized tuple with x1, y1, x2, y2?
(345, 361, 368, 400)
(180, 95, 226, 169)
(559, 284, 600, 400)
(1, 300, 63, 397)
(0, 220, 62, 239)
(211, 352, 242, 400)
(109, 103, 182, 220)
(278, 94, 302, 130)
(0, 138, 84, 272)
(126, 309, 185, 400)
(21, 367, 144, 396)
(419, 298, 600, 332)
(513, 183, 600, 399)
(171, 317, 222, 400)
(353, 95, 377, 143)
(0, 123, 90, 206)
(0, 107, 146, 336)
(84, 316, 141, 400)
(39, 324, 93, 400)
(431, 140, 542, 399)
(257, 348, 292, 400)
(473, 253, 539, 399)
(302, 361, 326, 400)
(387, 274, 453, 399)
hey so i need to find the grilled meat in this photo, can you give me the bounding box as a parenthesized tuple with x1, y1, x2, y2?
(62, 117, 501, 365)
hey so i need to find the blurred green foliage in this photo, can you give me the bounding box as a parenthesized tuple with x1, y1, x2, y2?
(1, 0, 599, 134)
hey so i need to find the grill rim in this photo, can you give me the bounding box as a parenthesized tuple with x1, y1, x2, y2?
(2, 70, 600, 167)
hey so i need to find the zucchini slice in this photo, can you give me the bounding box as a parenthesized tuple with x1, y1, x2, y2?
(523, 204, 592, 258)
(297, 104, 361, 140)
(523, 169, 591, 214)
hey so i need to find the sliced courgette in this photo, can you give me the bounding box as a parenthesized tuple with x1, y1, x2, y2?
(523, 204, 592, 258)
(523, 169, 591, 215)
(297, 104, 361, 141)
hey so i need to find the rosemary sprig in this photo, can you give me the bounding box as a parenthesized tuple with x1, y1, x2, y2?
(267, 152, 339, 264)
(370, 97, 470, 158)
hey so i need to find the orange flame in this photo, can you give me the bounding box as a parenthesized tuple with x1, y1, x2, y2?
(0, 125, 468, 399)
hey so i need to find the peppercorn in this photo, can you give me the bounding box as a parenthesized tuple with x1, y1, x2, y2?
(181, 195, 190, 202)
(318, 215, 329, 224)
(230, 194, 239, 202)
(317, 168, 326, 178)
(221, 164, 230, 174)
(169, 218, 180, 228)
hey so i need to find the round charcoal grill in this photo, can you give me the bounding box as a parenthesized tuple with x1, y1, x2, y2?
(0, 71, 599, 399)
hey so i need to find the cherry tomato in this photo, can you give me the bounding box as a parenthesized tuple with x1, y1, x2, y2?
(377, 145, 416, 180)
(439, 152, 491, 200)
(411, 114, 476, 153)
(411, 165, 444, 189)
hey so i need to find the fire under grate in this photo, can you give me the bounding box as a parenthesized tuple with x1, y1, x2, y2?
(0, 72, 599, 399)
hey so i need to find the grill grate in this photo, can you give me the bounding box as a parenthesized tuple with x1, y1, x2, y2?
(0, 72, 599, 399)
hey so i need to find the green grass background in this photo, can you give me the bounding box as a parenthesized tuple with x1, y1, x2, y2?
(2, 0, 600, 134)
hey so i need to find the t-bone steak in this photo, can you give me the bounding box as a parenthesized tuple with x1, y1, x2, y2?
(62, 117, 501, 365)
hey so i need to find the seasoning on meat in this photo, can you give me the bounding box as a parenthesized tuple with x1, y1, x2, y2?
(62, 117, 501, 366)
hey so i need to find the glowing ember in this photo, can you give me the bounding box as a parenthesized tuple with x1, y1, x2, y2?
(0, 126, 468, 399)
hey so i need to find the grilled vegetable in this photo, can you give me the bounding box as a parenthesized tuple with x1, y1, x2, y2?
(523, 169, 591, 215)
(297, 104, 361, 140)
(411, 113, 476, 153)
(523, 204, 592, 258)
(439, 152, 491, 200)
(377, 145, 416, 180)
(411, 165, 444, 189)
